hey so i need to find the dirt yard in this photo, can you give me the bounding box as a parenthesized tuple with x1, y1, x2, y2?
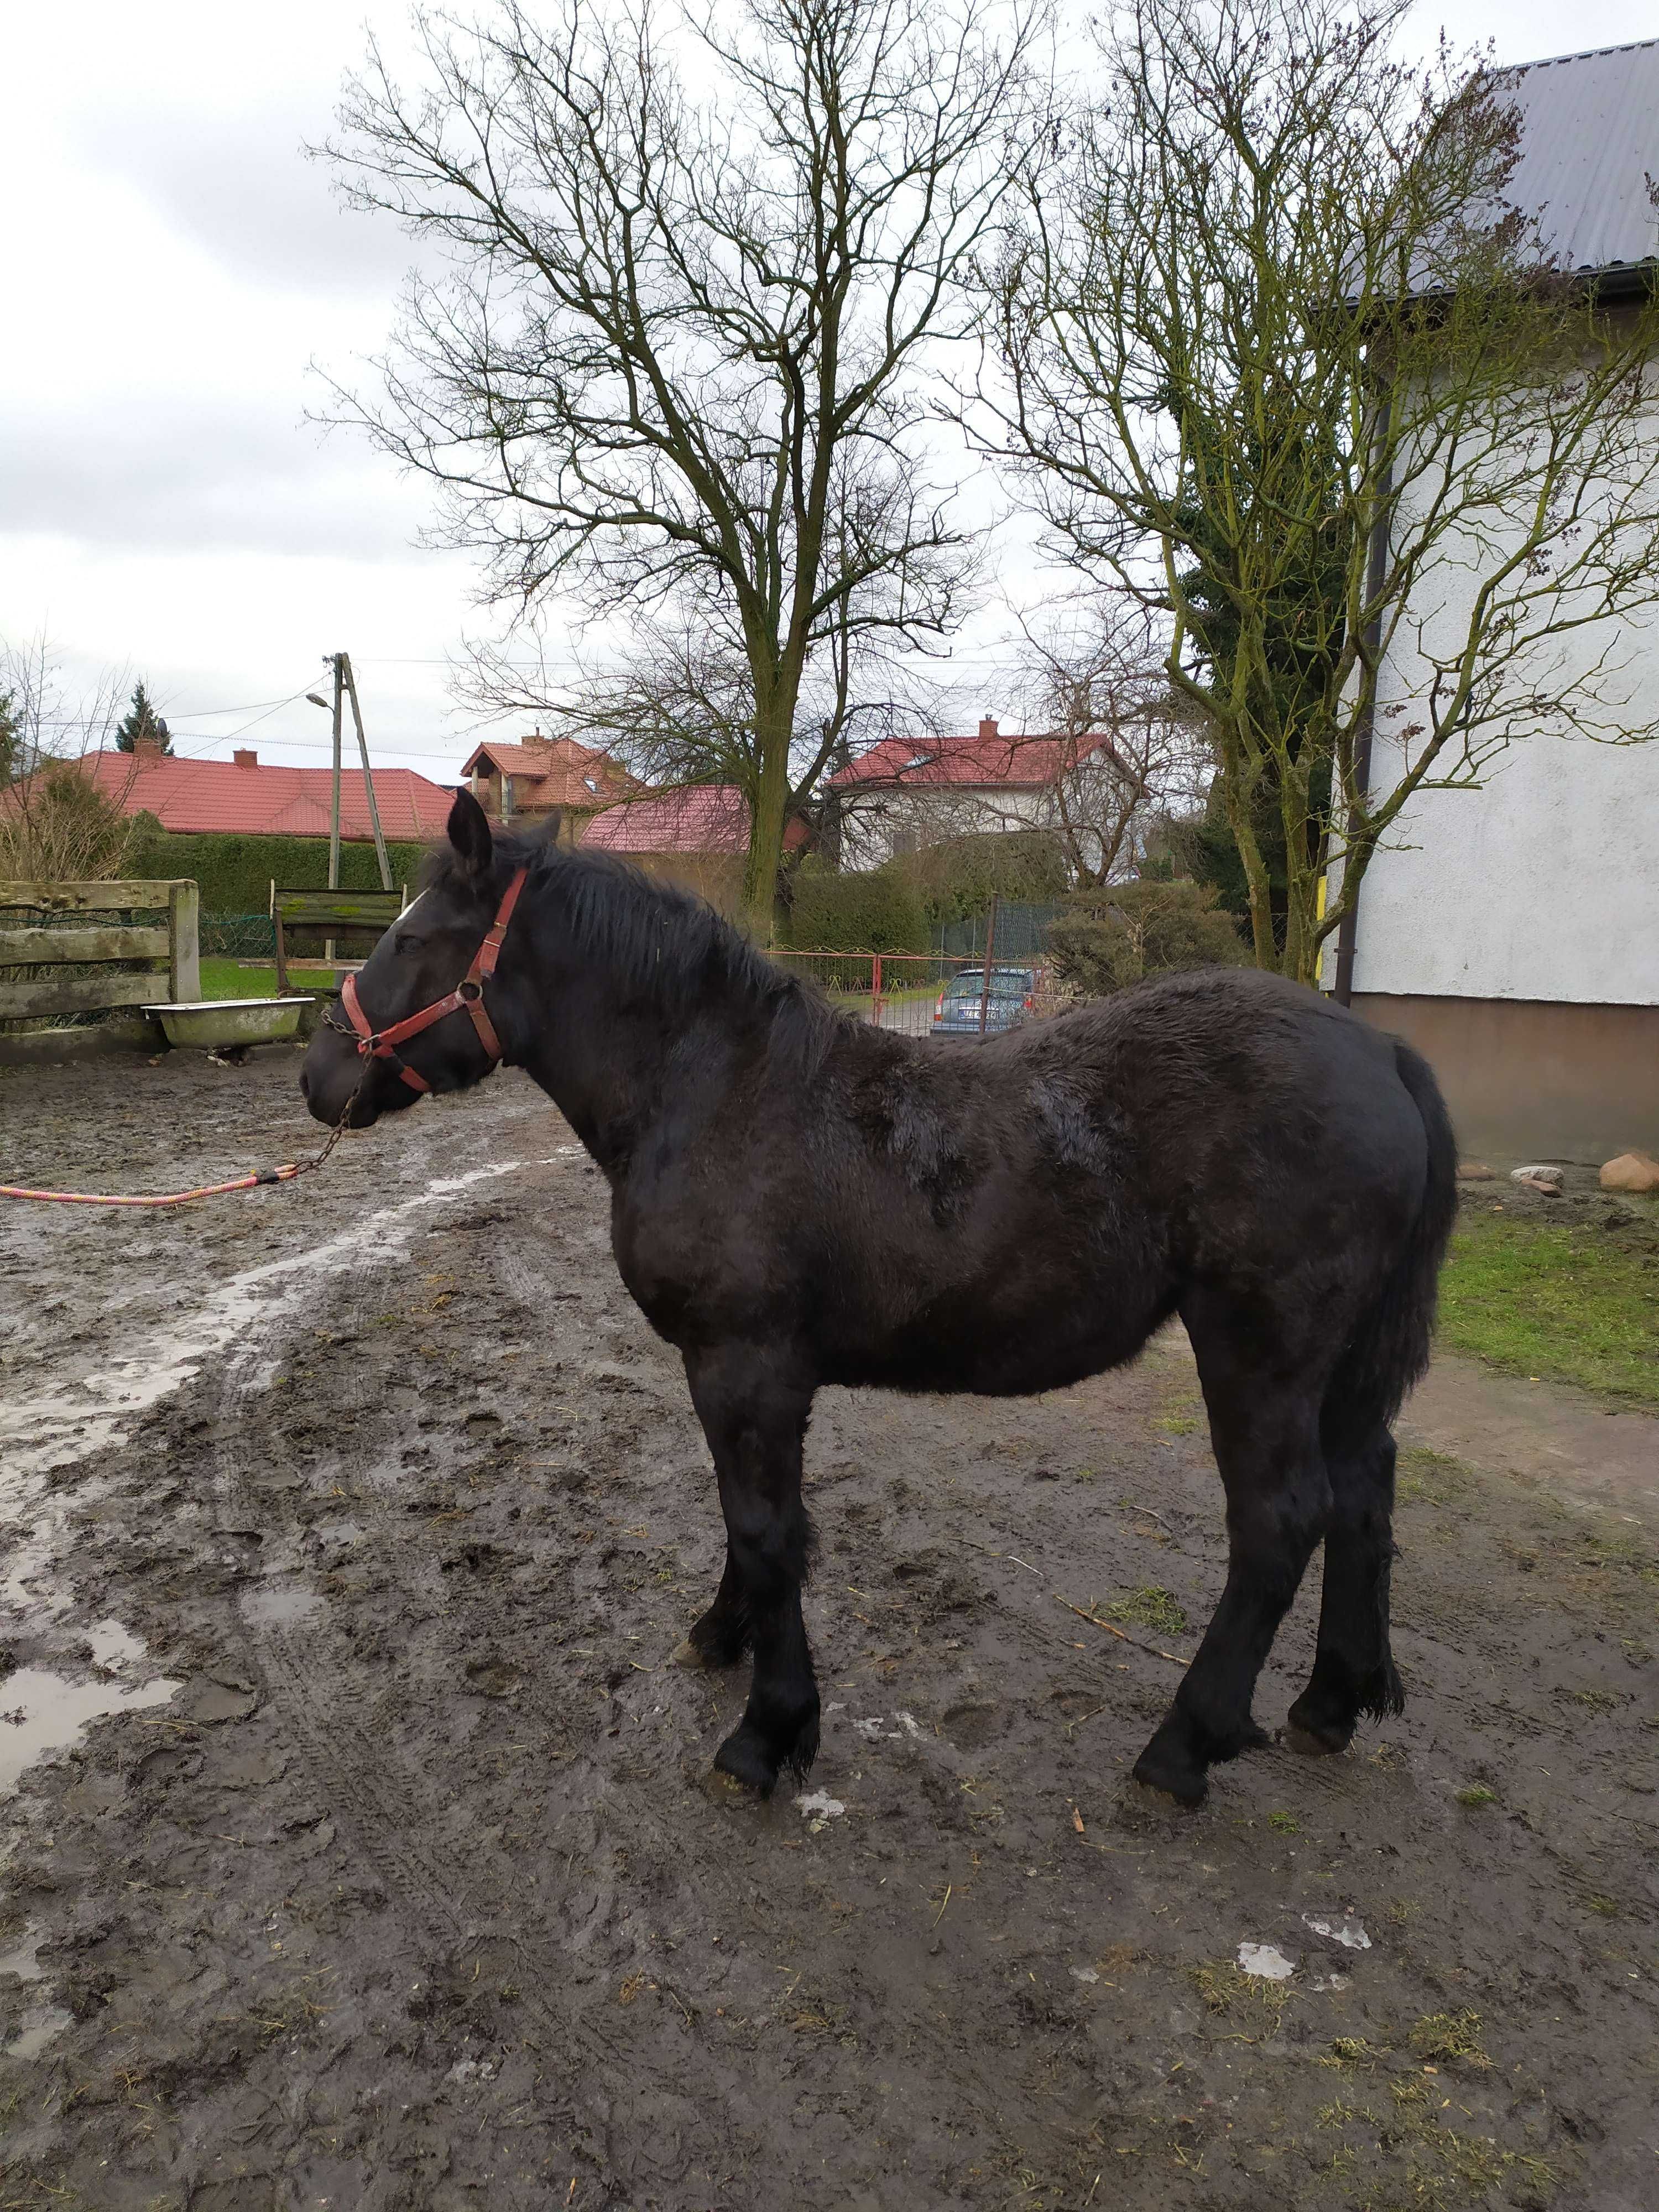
(2, 1049, 1656, 2211)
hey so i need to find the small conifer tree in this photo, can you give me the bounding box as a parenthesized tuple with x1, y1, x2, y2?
(114, 681, 173, 754)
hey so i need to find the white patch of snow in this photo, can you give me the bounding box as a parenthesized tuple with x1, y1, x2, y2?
(1237, 1942, 1295, 1981)
(795, 1788, 846, 1820)
(1302, 1912, 1371, 1951)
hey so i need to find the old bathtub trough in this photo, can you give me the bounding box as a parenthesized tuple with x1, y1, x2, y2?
(144, 997, 313, 1052)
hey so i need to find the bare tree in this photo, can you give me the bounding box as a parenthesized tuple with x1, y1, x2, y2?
(1011, 601, 1211, 884)
(460, 544, 942, 874)
(0, 637, 137, 881)
(325, 0, 1046, 934)
(828, 599, 1208, 879)
(988, 0, 1659, 982)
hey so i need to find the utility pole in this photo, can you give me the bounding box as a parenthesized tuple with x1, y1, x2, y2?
(326, 653, 345, 974)
(341, 653, 393, 892)
(327, 653, 345, 892)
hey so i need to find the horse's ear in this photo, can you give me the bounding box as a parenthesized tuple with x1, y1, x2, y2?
(447, 789, 494, 879)
(540, 806, 565, 849)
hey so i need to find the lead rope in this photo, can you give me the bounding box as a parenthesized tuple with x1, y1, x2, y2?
(0, 1063, 365, 1210)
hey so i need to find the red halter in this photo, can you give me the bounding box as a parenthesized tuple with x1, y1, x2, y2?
(334, 867, 528, 1095)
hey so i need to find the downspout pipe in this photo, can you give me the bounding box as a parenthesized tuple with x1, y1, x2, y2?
(1332, 390, 1392, 1008)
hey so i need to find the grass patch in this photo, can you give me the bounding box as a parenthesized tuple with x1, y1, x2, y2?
(1438, 1214, 1659, 1407)
(1455, 1784, 1498, 1809)
(197, 958, 281, 999)
(1187, 1960, 1288, 2027)
(1318, 2036, 1376, 2069)
(1104, 1585, 1188, 1636)
(1396, 1446, 1477, 1508)
(1408, 2010, 1488, 2065)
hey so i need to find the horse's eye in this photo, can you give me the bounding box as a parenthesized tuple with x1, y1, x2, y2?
(394, 933, 426, 954)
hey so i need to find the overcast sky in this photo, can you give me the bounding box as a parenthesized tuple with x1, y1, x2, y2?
(3, 0, 1655, 783)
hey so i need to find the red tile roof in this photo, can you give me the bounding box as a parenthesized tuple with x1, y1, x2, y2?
(461, 734, 635, 809)
(579, 784, 808, 856)
(11, 750, 458, 843)
(828, 721, 1098, 791)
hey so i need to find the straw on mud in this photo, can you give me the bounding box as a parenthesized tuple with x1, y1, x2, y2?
(1055, 1594, 1186, 1667)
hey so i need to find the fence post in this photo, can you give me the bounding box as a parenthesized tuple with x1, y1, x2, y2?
(978, 895, 999, 1038)
(872, 952, 883, 1026)
(168, 880, 201, 1002)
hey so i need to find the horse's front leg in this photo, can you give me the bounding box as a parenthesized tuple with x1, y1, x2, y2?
(682, 1346, 818, 1796)
(673, 1541, 752, 1671)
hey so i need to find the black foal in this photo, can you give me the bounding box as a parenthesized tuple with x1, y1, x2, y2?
(301, 795, 1457, 1808)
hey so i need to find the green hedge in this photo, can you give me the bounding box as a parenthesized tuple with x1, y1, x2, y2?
(784, 863, 928, 952)
(124, 820, 432, 914)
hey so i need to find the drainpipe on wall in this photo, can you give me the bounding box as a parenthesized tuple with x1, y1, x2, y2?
(1332, 390, 1393, 1008)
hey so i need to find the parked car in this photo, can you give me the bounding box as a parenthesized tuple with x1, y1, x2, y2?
(930, 966, 1038, 1037)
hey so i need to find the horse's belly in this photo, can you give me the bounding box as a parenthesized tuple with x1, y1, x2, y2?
(822, 1296, 1159, 1397)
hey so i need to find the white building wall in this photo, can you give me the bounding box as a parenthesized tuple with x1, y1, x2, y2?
(839, 784, 1051, 869)
(1333, 373, 1659, 1008)
(1348, 721, 1659, 1004)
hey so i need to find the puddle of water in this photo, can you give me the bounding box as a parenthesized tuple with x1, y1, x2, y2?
(0, 1926, 44, 1982)
(85, 1619, 145, 1672)
(242, 1586, 324, 1628)
(4, 2004, 74, 2060)
(315, 1517, 364, 1546)
(0, 1666, 181, 1798)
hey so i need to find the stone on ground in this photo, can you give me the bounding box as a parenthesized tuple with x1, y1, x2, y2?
(1599, 1150, 1659, 1194)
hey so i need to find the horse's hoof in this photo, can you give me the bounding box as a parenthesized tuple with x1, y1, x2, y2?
(713, 1725, 781, 1798)
(672, 1637, 714, 1670)
(1283, 1718, 1351, 1758)
(1130, 1750, 1207, 1808)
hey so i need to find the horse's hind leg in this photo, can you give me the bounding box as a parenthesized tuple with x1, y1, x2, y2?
(1286, 1416, 1404, 1755)
(674, 1542, 753, 1671)
(682, 1346, 819, 1796)
(1133, 1294, 1331, 1807)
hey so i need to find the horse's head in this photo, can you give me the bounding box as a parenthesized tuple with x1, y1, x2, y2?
(299, 789, 528, 1129)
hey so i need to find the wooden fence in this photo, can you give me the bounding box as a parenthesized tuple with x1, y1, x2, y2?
(270, 885, 408, 993)
(0, 879, 201, 1024)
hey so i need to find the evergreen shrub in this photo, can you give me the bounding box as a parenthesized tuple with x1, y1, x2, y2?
(1047, 879, 1249, 997)
(785, 861, 928, 952)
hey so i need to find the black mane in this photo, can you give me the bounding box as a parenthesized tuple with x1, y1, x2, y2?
(425, 828, 838, 1058)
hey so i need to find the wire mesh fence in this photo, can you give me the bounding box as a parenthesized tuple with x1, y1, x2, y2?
(770, 950, 1054, 1036)
(936, 901, 1065, 961)
(201, 912, 278, 959)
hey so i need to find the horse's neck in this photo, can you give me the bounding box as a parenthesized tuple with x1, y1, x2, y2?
(508, 884, 747, 1172)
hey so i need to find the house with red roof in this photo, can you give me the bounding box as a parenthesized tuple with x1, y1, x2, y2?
(460, 733, 637, 839)
(5, 742, 457, 845)
(578, 782, 808, 910)
(827, 716, 1117, 869)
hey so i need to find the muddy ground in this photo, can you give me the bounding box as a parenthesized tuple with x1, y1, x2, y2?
(1, 1048, 1656, 2212)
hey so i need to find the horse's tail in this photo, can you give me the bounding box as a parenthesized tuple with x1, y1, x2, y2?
(1334, 1039, 1459, 1432)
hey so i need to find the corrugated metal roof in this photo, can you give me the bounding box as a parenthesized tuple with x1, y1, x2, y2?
(1498, 39, 1659, 276)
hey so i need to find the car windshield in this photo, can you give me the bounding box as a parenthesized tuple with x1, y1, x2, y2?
(945, 972, 1030, 1000)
